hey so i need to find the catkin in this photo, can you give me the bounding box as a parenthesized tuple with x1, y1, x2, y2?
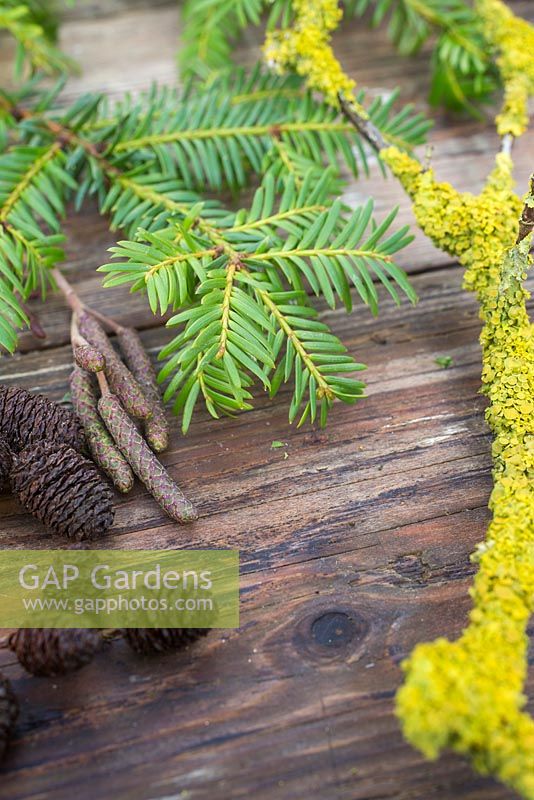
(117, 328, 169, 452)
(98, 393, 197, 523)
(70, 368, 134, 493)
(78, 312, 153, 420)
(73, 343, 106, 373)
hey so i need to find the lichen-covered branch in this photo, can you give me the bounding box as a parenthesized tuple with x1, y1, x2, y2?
(263, 0, 361, 109)
(383, 150, 534, 797)
(331, 0, 534, 792)
(475, 0, 534, 137)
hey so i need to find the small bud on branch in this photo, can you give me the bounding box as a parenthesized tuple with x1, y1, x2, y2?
(73, 344, 106, 373)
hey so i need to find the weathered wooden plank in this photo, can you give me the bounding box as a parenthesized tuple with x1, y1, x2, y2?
(2, 265, 512, 558)
(0, 523, 523, 800)
(0, 260, 520, 800)
(0, 287, 523, 800)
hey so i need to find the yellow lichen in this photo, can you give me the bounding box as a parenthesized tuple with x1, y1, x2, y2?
(475, 0, 534, 136)
(380, 148, 522, 291)
(263, 0, 357, 107)
(383, 145, 534, 798)
(265, 0, 534, 791)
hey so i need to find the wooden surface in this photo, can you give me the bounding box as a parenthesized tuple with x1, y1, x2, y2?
(0, 3, 533, 799)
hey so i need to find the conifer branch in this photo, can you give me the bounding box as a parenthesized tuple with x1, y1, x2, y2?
(0, 139, 72, 351)
(0, 70, 431, 250)
(347, 0, 499, 113)
(98, 171, 414, 430)
(259, 289, 335, 400)
(0, 70, 432, 234)
(0, 58, 422, 429)
(0, 2, 75, 77)
(113, 120, 352, 150)
(217, 259, 241, 359)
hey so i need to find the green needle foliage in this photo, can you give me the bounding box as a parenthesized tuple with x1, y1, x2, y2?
(180, 0, 265, 80)
(98, 171, 415, 431)
(0, 142, 74, 351)
(348, 0, 499, 114)
(178, 0, 499, 114)
(76, 68, 431, 192)
(0, 1, 75, 78)
(0, 5, 424, 429)
(0, 66, 425, 368)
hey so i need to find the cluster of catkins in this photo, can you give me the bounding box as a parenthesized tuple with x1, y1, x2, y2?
(70, 310, 197, 524)
(0, 315, 206, 761)
(0, 315, 196, 538)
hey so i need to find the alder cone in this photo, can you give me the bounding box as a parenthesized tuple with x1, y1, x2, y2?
(10, 441, 114, 539)
(0, 436, 13, 490)
(0, 672, 18, 759)
(124, 628, 209, 655)
(0, 386, 85, 454)
(9, 629, 102, 676)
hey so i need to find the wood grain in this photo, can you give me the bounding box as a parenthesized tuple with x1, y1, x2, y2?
(0, 2, 533, 800)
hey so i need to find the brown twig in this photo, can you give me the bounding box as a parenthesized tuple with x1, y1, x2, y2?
(338, 93, 386, 153)
(0, 97, 120, 179)
(51, 267, 84, 314)
(82, 306, 125, 335)
(70, 312, 88, 349)
(52, 268, 126, 336)
(20, 300, 46, 340)
(96, 370, 110, 396)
